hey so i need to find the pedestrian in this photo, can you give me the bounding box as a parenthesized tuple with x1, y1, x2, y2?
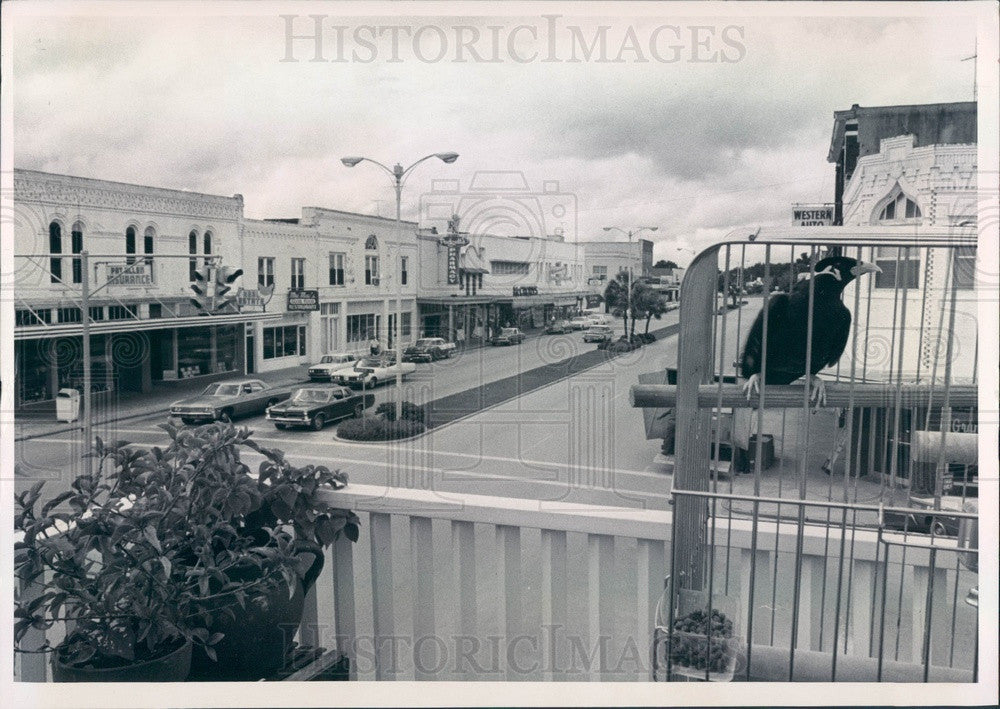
(456, 327, 466, 350)
(369, 334, 381, 356)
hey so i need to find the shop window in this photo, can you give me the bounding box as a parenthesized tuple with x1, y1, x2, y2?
(258, 257, 275, 288)
(401, 312, 412, 338)
(149, 303, 162, 318)
(952, 246, 976, 290)
(400, 256, 408, 286)
(291, 258, 306, 289)
(263, 327, 276, 359)
(16, 309, 51, 326)
(347, 313, 377, 343)
(875, 246, 920, 290)
(329, 253, 345, 286)
(58, 307, 82, 324)
(49, 221, 63, 283)
(262, 325, 307, 359)
(108, 304, 138, 320)
(298, 325, 307, 356)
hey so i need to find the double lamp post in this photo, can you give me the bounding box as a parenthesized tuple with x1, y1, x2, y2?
(340, 152, 459, 419)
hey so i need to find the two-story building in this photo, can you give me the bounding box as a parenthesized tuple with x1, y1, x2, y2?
(11, 169, 276, 407)
(581, 238, 654, 294)
(415, 226, 589, 343)
(11, 170, 421, 407)
(242, 208, 418, 373)
(828, 101, 979, 382)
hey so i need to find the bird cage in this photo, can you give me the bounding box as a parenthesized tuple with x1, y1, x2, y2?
(635, 225, 982, 682)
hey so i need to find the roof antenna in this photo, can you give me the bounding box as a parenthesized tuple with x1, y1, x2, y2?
(962, 39, 977, 101)
(748, 227, 761, 242)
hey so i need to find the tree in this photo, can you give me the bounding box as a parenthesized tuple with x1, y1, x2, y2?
(633, 284, 668, 334)
(654, 259, 679, 269)
(603, 273, 631, 338)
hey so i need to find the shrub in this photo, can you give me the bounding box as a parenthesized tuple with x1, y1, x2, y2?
(638, 333, 657, 344)
(375, 401, 427, 423)
(338, 416, 425, 441)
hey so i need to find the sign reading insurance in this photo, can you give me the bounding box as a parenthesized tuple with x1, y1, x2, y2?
(287, 289, 320, 311)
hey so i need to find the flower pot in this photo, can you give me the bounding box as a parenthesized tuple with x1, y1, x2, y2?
(52, 638, 192, 682)
(187, 543, 325, 681)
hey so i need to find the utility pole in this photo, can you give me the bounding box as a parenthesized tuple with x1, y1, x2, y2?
(80, 251, 92, 476)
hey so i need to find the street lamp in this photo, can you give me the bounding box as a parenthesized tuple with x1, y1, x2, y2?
(342, 152, 459, 419)
(603, 226, 657, 342)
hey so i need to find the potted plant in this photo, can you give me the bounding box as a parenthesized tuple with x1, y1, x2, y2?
(14, 457, 215, 681)
(14, 423, 360, 682)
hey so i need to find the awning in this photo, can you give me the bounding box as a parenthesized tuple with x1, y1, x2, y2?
(14, 310, 281, 341)
(459, 246, 491, 274)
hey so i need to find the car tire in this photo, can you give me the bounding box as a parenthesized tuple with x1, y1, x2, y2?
(353, 403, 364, 418)
(369, 377, 378, 388)
(219, 409, 233, 423)
(266, 398, 279, 408)
(181, 417, 196, 426)
(275, 423, 288, 430)
(311, 413, 326, 431)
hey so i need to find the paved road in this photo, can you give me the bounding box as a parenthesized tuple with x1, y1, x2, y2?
(14, 313, 687, 508)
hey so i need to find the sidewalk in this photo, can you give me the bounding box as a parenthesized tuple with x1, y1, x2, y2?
(14, 365, 310, 442)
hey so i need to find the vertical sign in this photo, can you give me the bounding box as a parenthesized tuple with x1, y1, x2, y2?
(447, 246, 459, 284)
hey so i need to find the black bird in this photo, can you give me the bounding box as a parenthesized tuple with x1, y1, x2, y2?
(740, 256, 881, 406)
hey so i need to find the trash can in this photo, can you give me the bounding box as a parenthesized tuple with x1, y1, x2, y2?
(56, 388, 81, 422)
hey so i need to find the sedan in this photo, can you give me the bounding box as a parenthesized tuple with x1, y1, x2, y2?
(568, 316, 592, 330)
(583, 325, 615, 343)
(545, 320, 571, 334)
(170, 379, 291, 425)
(490, 327, 526, 346)
(266, 385, 374, 431)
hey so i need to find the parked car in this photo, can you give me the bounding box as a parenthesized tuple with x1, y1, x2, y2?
(265, 385, 374, 431)
(169, 379, 291, 425)
(545, 320, 571, 334)
(402, 337, 456, 363)
(587, 313, 615, 327)
(490, 327, 526, 346)
(307, 353, 360, 381)
(334, 354, 417, 388)
(583, 325, 615, 343)
(568, 316, 592, 330)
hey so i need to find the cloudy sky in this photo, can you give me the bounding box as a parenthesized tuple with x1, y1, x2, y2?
(7, 2, 982, 263)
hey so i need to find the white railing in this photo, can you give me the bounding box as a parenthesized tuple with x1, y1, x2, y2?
(16, 481, 976, 682)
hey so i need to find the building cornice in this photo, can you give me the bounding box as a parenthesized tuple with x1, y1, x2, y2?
(14, 169, 243, 222)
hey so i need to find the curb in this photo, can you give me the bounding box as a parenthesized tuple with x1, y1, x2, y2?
(14, 376, 307, 443)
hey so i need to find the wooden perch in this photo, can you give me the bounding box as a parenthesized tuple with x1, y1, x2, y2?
(630, 382, 978, 410)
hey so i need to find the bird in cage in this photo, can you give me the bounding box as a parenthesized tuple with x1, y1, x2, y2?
(739, 255, 881, 407)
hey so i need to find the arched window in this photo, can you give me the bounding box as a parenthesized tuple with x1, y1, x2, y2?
(70, 221, 83, 284)
(365, 234, 378, 250)
(49, 221, 62, 283)
(875, 191, 921, 222)
(144, 226, 155, 281)
(189, 229, 199, 281)
(125, 226, 137, 265)
(204, 230, 212, 255)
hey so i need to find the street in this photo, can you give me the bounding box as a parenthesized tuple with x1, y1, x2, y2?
(13, 313, 687, 510)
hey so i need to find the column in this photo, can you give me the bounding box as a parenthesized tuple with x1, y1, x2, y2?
(448, 305, 454, 341)
(171, 329, 179, 379)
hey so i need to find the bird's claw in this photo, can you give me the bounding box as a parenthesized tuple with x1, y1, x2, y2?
(809, 376, 827, 408)
(742, 374, 760, 402)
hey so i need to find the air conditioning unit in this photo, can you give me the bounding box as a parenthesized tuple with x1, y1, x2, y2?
(371, 277, 380, 286)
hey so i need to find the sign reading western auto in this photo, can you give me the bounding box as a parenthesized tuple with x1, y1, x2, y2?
(287, 289, 319, 311)
(513, 286, 538, 297)
(792, 204, 834, 226)
(447, 246, 459, 284)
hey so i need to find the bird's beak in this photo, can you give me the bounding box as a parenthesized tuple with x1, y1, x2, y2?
(851, 261, 882, 276)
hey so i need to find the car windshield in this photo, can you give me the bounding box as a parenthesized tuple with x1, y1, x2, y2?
(291, 389, 332, 404)
(415, 339, 436, 346)
(202, 383, 240, 396)
(359, 358, 382, 368)
(356, 367, 374, 374)
(591, 326, 611, 332)
(501, 328, 517, 335)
